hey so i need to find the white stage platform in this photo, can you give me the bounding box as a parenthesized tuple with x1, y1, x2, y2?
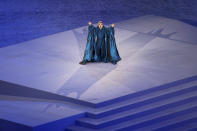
(0, 15, 197, 105)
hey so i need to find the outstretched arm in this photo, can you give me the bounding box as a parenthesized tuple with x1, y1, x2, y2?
(108, 24, 115, 36)
(88, 21, 95, 29)
(88, 21, 95, 34)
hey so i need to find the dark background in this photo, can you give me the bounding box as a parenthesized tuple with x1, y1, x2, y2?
(0, 0, 197, 48)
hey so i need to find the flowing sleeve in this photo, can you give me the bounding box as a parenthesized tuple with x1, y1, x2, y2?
(82, 25, 95, 61)
(108, 26, 121, 62)
(87, 25, 96, 42)
(88, 25, 94, 35)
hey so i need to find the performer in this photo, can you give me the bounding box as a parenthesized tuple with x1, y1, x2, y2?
(79, 21, 121, 65)
(94, 21, 108, 62)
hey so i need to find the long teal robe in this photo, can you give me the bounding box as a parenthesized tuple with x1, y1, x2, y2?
(82, 25, 121, 64)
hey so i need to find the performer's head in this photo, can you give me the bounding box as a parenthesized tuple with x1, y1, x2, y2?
(98, 21, 103, 29)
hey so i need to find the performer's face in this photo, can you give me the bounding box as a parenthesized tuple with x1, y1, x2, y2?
(98, 22, 103, 29)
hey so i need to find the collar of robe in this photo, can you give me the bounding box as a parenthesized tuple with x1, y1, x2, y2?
(97, 26, 105, 30)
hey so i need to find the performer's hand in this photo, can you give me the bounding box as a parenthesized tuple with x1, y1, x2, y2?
(88, 21, 92, 25)
(111, 24, 115, 27)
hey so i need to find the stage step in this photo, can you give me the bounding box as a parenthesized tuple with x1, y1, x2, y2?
(87, 81, 197, 119)
(66, 104, 197, 131)
(171, 120, 197, 131)
(99, 102, 197, 130)
(135, 109, 197, 131)
(65, 79, 197, 131)
(76, 91, 197, 129)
